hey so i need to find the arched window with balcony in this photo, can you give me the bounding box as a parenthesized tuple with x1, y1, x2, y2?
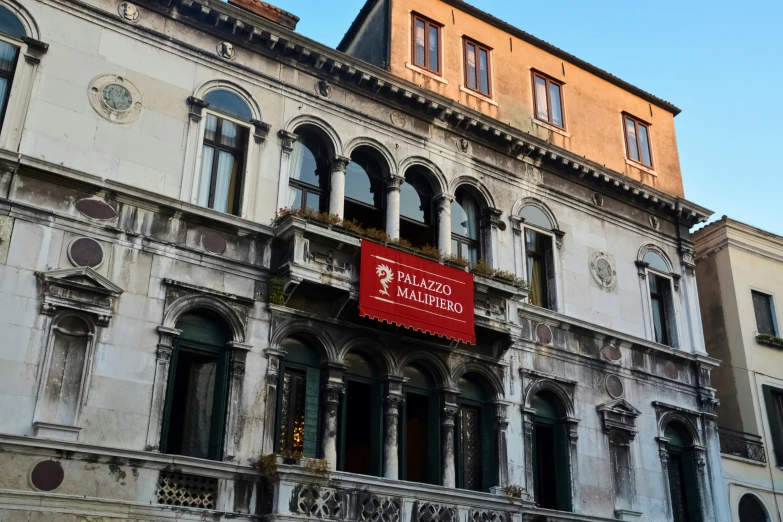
(344, 147, 386, 230)
(451, 187, 481, 265)
(520, 204, 558, 310)
(531, 390, 572, 511)
(288, 126, 331, 213)
(399, 168, 436, 248)
(276, 337, 321, 458)
(196, 90, 253, 215)
(161, 309, 232, 461)
(401, 364, 440, 485)
(456, 373, 496, 492)
(337, 351, 383, 476)
(664, 422, 702, 522)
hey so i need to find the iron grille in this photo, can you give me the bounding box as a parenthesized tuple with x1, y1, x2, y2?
(156, 471, 218, 510)
(718, 427, 767, 463)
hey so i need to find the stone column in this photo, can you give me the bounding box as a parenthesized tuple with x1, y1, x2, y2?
(275, 130, 299, 212)
(223, 341, 251, 462)
(435, 194, 453, 256)
(522, 409, 536, 498)
(657, 438, 675, 521)
(441, 406, 458, 488)
(383, 394, 404, 479)
(495, 403, 510, 488)
(261, 346, 286, 455)
(481, 207, 504, 269)
(145, 326, 182, 452)
(321, 382, 344, 469)
(385, 175, 404, 240)
(328, 155, 351, 219)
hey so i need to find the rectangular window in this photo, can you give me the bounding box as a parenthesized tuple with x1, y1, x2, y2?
(624, 114, 653, 168)
(412, 14, 441, 74)
(752, 290, 777, 336)
(464, 39, 491, 97)
(197, 113, 248, 215)
(649, 274, 673, 346)
(763, 386, 783, 465)
(278, 368, 307, 455)
(532, 72, 565, 128)
(525, 229, 556, 310)
(0, 41, 18, 129)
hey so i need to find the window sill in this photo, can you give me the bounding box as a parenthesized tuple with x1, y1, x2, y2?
(459, 86, 498, 106)
(757, 334, 783, 349)
(625, 159, 657, 176)
(405, 62, 448, 84)
(722, 453, 768, 467)
(533, 119, 570, 137)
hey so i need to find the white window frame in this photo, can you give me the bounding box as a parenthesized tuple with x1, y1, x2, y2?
(639, 256, 683, 349)
(520, 222, 561, 313)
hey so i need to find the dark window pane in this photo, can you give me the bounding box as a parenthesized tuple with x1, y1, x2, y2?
(451, 191, 479, 240)
(415, 20, 426, 66)
(649, 274, 671, 345)
(638, 124, 652, 166)
(625, 118, 640, 161)
(479, 49, 489, 95)
(535, 76, 548, 121)
(550, 82, 563, 127)
(466, 43, 477, 90)
(753, 291, 777, 336)
(204, 90, 252, 122)
(0, 6, 25, 39)
(306, 192, 320, 212)
(291, 140, 320, 186)
(429, 25, 439, 72)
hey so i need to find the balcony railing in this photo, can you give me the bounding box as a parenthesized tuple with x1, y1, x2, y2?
(718, 427, 767, 463)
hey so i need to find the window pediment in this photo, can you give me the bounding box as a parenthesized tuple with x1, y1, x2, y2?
(597, 398, 642, 438)
(36, 267, 123, 325)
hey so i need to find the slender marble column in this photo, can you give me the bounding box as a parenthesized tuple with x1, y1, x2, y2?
(441, 406, 458, 488)
(383, 394, 404, 479)
(435, 194, 453, 255)
(328, 155, 350, 219)
(321, 382, 343, 469)
(385, 175, 404, 240)
(275, 130, 299, 211)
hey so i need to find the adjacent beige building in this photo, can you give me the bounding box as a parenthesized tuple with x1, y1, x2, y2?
(695, 217, 783, 522)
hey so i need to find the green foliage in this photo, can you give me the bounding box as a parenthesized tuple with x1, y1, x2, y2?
(502, 484, 524, 499)
(418, 244, 441, 260)
(364, 227, 391, 244)
(268, 277, 285, 305)
(471, 258, 494, 277)
(273, 207, 341, 227)
(392, 237, 413, 249)
(446, 254, 470, 268)
(757, 333, 783, 349)
(340, 218, 365, 236)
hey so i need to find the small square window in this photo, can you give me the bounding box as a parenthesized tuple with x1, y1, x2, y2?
(463, 38, 492, 97)
(752, 290, 777, 336)
(411, 14, 441, 75)
(532, 72, 565, 129)
(623, 114, 653, 168)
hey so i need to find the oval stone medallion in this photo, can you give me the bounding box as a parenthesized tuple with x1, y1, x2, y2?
(605, 374, 624, 399)
(601, 344, 622, 362)
(68, 237, 104, 268)
(74, 199, 118, 220)
(202, 230, 227, 254)
(31, 460, 64, 492)
(536, 324, 553, 345)
(664, 361, 679, 380)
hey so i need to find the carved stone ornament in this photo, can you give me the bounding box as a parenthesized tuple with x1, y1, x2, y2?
(456, 137, 470, 153)
(601, 344, 622, 362)
(118, 2, 140, 22)
(592, 193, 604, 207)
(216, 41, 236, 61)
(605, 374, 624, 399)
(390, 111, 408, 129)
(89, 74, 143, 124)
(315, 79, 332, 98)
(67, 237, 105, 269)
(525, 163, 543, 185)
(650, 215, 660, 230)
(36, 267, 124, 326)
(535, 323, 552, 345)
(590, 251, 617, 291)
(664, 361, 679, 381)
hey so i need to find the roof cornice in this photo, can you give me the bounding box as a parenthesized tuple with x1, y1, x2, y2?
(118, 0, 710, 225)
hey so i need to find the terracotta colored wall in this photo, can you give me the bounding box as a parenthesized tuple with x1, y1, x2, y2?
(387, 0, 684, 197)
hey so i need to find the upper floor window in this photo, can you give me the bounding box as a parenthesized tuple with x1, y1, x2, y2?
(451, 188, 480, 265)
(197, 90, 251, 215)
(642, 250, 678, 347)
(752, 290, 777, 336)
(533, 72, 565, 129)
(288, 127, 330, 213)
(624, 114, 653, 168)
(344, 147, 385, 230)
(412, 14, 441, 74)
(400, 168, 435, 248)
(738, 494, 769, 522)
(464, 38, 491, 97)
(0, 5, 26, 130)
(520, 205, 557, 311)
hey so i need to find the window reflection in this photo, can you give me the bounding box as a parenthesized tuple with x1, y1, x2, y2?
(344, 147, 385, 230)
(288, 129, 330, 212)
(451, 188, 480, 265)
(400, 170, 434, 248)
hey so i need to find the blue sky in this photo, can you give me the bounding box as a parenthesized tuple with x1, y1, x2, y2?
(279, 0, 783, 235)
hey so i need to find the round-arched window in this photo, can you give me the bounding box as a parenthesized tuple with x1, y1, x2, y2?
(344, 147, 385, 230)
(520, 205, 552, 230)
(739, 494, 768, 522)
(288, 128, 330, 212)
(400, 169, 435, 248)
(644, 251, 670, 273)
(0, 5, 25, 131)
(203, 90, 252, 121)
(451, 188, 481, 265)
(0, 6, 25, 40)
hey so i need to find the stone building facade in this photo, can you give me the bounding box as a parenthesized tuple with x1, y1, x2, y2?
(0, 0, 728, 521)
(695, 217, 783, 522)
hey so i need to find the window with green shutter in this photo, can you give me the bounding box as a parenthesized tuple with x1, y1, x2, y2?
(752, 291, 778, 336)
(400, 365, 440, 486)
(456, 374, 497, 492)
(664, 422, 702, 522)
(277, 338, 321, 458)
(763, 385, 783, 466)
(531, 391, 572, 512)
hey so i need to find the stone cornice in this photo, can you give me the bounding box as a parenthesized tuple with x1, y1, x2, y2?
(694, 217, 783, 263)
(106, 0, 710, 227)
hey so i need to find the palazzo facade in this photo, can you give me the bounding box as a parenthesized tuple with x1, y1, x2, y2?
(0, 0, 730, 521)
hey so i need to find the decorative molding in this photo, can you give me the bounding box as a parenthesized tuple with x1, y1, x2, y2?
(589, 251, 617, 291)
(36, 267, 123, 326)
(118, 2, 141, 22)
(216, 41, 236, 61)
(186, 96, 209, 122)
(88, 74, 143, 124)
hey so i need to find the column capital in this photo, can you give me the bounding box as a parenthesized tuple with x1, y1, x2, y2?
(330, 155, 351, 172)
(384, 174, 406, 192)
(186, 96, 209, 122)
(22, 36, 49, 65)
(278, 130, 299, 152)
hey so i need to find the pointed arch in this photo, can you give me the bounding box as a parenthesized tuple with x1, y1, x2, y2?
(398, 156, 448, 197)
(338, 335, 395, 377)
(193, 80, 262, 122)
(343, 137, 398, 178)
(0, 0, 39, 40)
(162, 294, 246, 344)
(451, 361, 504, 399)
(395, 350, 454, 390)
(269, 319, 338, 364)
(285, 114, 343, 157)
(524, 378, 576, 418)
(449, 175, 495, 209)
(512, 197, 559, 231)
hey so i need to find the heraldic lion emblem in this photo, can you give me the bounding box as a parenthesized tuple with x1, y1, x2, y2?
(376, 264, 394, 296)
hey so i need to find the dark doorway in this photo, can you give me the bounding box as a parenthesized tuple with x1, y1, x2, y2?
(534, 423, 557, 508)
(405, 392, 431, 484)
(531, 390, 572, 511)
(343, 380, 373, 475)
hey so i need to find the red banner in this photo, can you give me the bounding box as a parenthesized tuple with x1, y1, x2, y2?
(359, 241, 475, 345)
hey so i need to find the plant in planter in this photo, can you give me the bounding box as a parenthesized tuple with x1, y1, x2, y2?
(502, 484, 524, 499)
(252, 453, 279, 479)
(340, 218, 365, 236)
(418, 244, 441, 260)
(494, 269, 521, 285)
(472, 259, 494, 278)
(757, 333, 783, 349)
(392, 237, 413, 249)
(445, 254, 470, 268)
(364, 227, 391, 244)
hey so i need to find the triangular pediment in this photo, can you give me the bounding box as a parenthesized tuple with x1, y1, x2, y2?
(37, 267, 124, 295)
(597, 398, 642, 417)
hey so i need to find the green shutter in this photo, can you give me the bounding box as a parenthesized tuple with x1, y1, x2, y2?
(303, 367, 320, 458)
(554, 422, 573, 512)
(682, 449, 703, 522)
(370, 384, 383, 476)
(763, 385, 783, 466)
(428, 395, 441, 485)
(481, 405, 495, 491)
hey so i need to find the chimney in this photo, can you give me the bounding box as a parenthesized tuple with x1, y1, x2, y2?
(227, 0, 300, 30)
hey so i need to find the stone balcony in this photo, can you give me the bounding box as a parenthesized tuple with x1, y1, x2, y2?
(272, 214, 528, 336)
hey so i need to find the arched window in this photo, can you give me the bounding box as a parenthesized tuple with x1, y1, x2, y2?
(338, 352, 382, 476)
(609, 430, 634, 511)
(344, 147, 385, 230)
(401, 364, 440, 485)
(520, 205, 557, 310)
(277, 337, 321, 458)
(400, 168, 435, 248)
(451, 188, 481, 265)
(531, 390, 572, 511)
(739, 494, 768, 522)
(456, 374, 496, 492)
(197, 90, 252, 215)
(664, 422, 702, 522)
(0, 5, 25, 130)
(641, 249, 678, 347)
(161, 309, 232, 461)
(288, 127, 330, 212)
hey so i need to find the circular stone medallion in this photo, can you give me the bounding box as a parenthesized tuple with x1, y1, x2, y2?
(30, 460, 64, 492)
(535, 323, 552, 345)
(390, 111, 408, 129)
(202, 230, 227, 255)
(68, 237, 104, 268)
(664, 361, 679, 380)
(89, 74, 143, 124)
(589, 251, 617, 291)
(605, 375, 624, 398)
